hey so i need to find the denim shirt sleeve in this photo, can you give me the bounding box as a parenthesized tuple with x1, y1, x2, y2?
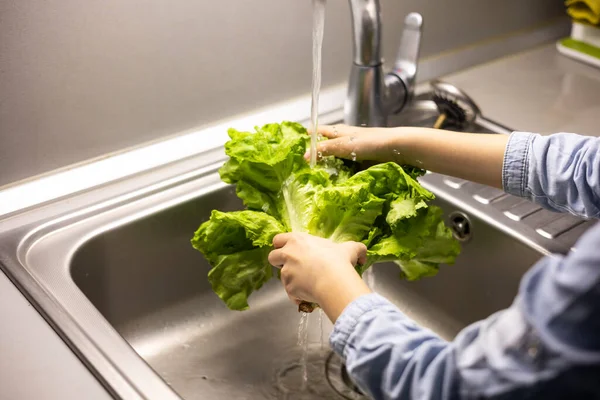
(330, 222, 600, 400)
(503, 132, 600, 218)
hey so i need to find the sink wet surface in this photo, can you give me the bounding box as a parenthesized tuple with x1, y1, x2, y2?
(70, 180, 542, 399)
(115, 280, 356, 399)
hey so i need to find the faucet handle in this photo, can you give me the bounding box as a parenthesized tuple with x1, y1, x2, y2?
(386, 12, 423, 114)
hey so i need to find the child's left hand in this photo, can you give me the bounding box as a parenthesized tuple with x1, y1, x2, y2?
(268, 232, 371, 322)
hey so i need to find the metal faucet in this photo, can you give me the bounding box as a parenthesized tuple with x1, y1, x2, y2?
(345, 1, 423, 127)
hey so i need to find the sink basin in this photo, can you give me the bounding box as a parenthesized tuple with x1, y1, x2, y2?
(68, 182, 542, 400)
(1, 91, 594, 400)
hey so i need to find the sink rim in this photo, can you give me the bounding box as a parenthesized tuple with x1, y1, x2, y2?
(1, 147, 240, 400)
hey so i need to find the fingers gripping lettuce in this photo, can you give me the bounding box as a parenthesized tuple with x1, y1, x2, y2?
(191, 122, 460, 311)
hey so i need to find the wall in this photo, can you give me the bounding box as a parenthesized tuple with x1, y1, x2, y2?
(0, 0, 565, 188)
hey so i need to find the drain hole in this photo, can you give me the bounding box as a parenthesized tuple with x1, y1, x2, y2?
(448, 211, 472, 242)
(272, 346, 339, 398)
(276, 363, 306, 393)
(325, 352, 367, 399)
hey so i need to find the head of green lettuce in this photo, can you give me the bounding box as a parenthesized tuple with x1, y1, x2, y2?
(191, 121, 460, 311)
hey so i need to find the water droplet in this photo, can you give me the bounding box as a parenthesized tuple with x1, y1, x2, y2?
(392, 149, 400, 155)
(350, 151, 357, 161)
(318, 309, 325, 350)
(528, 345, 539, 358)
(297, 313, 310, 391)
(317, 151, 322, 158)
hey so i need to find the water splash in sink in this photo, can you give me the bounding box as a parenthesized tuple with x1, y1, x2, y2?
(274, 345, 340, 399)
(319, 309, 324, 350)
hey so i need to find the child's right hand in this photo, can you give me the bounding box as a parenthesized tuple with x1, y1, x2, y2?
(268, 232, 370, 322)
(305, 124, 405, 164)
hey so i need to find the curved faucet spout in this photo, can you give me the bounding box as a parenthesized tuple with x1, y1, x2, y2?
(348, 0, 383, 67)
(344, 2, 423, 127)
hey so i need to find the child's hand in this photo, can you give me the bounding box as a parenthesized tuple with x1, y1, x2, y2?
(306, 124, 404, 164)
(308, 124, 509, 189)
(268, 232, 371, 322)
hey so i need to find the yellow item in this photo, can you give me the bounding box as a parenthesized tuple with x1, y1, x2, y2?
(566, 0, 600, 25)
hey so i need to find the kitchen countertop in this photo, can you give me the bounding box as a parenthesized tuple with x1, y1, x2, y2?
(0, 271, 111, 400)
(445, 43, 600, 136)
(2, 41, 599, 399)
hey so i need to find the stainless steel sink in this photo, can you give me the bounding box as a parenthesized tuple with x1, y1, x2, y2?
(0, 92, 594, 400)
(68, 183, 544, 400)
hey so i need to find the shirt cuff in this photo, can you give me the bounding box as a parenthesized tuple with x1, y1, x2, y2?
(502, 131, 535, 197)
(329, 293, 399, 357)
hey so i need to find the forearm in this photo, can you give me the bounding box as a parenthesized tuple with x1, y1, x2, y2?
(316, 270, 371, 323)
(390, 129, 600, 218)
(391, 128, 509, 189)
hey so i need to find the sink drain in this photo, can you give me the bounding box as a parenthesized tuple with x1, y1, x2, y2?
(325, 352, 367, 400)
(276, 362, 309, 394)
(272, 346, 341, 399)
(448, 211, 472, 242)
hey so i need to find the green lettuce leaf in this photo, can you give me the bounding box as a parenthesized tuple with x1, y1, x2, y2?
(191, 210, 285, 310)
(219, 122, 308, 217)
(309, 186, 384, 242)
(206, 248, 273, 311)
(191, 121, 461, 310)
(279, 168, 330, 232)
(365, 205, 461, 279)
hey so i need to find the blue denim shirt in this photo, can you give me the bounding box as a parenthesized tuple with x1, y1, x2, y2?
(330, 132, 600, 400)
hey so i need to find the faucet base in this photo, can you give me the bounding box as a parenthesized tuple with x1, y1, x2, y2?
(344, 64, 386, 127)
